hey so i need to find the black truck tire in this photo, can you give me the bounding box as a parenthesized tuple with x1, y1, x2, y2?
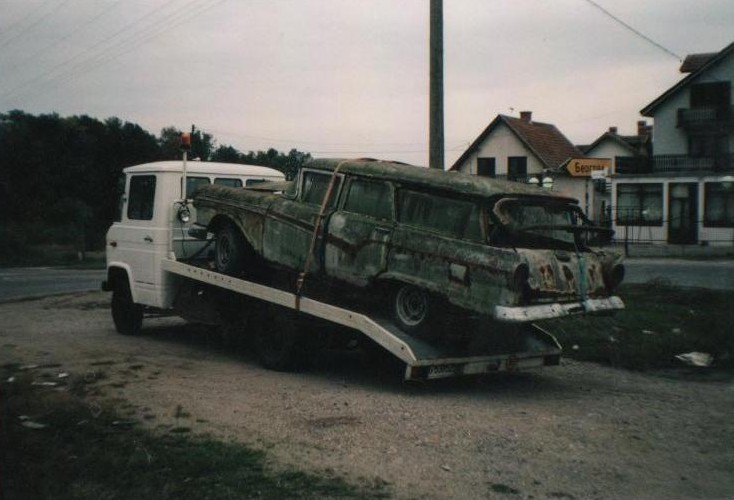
(111, 279, 143, 335)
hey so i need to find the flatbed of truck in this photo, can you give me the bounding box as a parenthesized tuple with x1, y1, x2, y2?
(162, 258, 562, 381)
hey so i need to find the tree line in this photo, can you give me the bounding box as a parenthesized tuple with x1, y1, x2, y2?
(0, 110, 311, 263)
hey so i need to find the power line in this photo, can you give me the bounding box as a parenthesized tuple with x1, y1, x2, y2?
(0, 0, 218, 105)
(4, 1, 124, 72)
(0, 0, 74, 51)
(582, 0, 682, 61)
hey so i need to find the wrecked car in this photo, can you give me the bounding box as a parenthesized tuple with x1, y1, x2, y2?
(191, 158, 624, 333)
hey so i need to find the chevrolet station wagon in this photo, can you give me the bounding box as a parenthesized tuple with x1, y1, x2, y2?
(191, 158, 624, 333)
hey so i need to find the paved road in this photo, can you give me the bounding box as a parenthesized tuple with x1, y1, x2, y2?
(623, 258, 734, 290)
(0, 259, 732, 303)
(0, 267, 107, 302)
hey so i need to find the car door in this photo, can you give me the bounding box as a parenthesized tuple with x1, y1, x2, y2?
(263, 169, 343, 274)
(324, 177, 394, 286)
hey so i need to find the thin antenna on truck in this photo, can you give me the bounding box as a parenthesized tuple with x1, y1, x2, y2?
(180, 131, 191, 200)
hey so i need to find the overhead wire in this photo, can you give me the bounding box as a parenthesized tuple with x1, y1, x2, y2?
(0, 0, 220, 105)
(0, 0, 73, 50)
(0, 0, 184, 103)
(4, 1, 124, 72)
(582, 0, 683, 61)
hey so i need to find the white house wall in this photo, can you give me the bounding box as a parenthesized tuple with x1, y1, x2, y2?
(586, 139, 634, 171)
(457, 122, 545, 176)
(611, 176, 734, 246)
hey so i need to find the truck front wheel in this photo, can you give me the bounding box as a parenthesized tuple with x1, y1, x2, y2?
(111, 280, 143, 335)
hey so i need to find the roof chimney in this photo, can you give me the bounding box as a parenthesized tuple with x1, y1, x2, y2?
(637, 120, 651, 138)
(520, 111, 532, 122)
(608, 126, 618, 134)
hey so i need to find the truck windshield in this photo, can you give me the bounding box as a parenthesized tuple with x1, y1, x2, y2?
(490, 197, 611, 250)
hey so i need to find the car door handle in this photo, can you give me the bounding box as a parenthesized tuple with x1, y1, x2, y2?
(374, 227, 391, 235)
(144, 236, 153, 243)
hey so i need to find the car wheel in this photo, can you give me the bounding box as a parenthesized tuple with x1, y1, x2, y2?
(393, 284, 432, 334)
(111, 279, 143, 335)
(214, 223, 246, 276)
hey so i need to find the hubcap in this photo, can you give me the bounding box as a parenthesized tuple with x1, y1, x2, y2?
(396, 286, 428, 326)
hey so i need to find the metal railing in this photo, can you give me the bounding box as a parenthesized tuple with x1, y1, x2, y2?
(677, 106, 734, 128)
(616, 154, 734, 175)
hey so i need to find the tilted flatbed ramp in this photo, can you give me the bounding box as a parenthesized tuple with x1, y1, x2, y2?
(162, 258, 562, 381)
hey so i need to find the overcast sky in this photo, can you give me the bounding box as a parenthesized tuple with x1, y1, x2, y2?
(1, 0, 732, 166)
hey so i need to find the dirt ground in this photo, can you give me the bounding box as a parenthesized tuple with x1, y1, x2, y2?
(1, 291, 732, 500)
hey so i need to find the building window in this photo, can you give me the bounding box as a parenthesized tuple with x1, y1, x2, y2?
(690, 82, 730, 110)
(507, 157, 527, 182)
(616, 183, 663, 226)
(704, 182, 734, 227)
(477, 158, 496, 177)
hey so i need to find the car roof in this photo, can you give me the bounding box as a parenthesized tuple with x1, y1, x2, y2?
(124, 161, 285, 178)
(305, 158, 575, 202)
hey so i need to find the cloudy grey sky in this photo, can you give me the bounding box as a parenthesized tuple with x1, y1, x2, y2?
(1, 0, 732, 166)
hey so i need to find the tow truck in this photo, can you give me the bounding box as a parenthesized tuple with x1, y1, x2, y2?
(103, 153, 563, 381)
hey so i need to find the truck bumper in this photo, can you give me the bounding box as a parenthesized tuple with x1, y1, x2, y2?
(494, 296, 624, 323)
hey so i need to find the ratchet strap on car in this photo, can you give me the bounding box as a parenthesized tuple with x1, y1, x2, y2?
(295, 160, 349, 310)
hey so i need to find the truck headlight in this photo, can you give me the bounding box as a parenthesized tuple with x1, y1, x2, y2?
(177, 205, 191, 223)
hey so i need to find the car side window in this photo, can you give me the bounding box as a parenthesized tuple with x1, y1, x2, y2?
(343, 178, 393, 221)
(398, 189, 480, 240)
(302, 171, 342, 208)
(127, 175, 156, 221)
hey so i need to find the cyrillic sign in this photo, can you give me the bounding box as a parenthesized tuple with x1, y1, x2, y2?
(566, 158, 611, 177)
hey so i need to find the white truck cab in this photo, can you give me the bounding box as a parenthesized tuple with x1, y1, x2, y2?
(104, 161, 285, 333)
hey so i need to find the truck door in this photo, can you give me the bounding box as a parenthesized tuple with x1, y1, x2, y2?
(107, 174, 168, 306)
(324, 178, 394, 285)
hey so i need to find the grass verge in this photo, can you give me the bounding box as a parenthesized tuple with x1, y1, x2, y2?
(539, 282, 734, 371)
(0, 370, 389, 500)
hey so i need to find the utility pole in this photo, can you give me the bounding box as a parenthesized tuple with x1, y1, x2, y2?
(429, 0, 444, 170)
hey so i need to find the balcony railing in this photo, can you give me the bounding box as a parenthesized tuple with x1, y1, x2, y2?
(616, 154, 734, 175)
(677, 106, 734, 128)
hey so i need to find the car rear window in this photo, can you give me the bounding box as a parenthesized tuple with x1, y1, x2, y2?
(398, 189, 481, 240)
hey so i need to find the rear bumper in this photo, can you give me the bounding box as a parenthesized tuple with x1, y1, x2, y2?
(494, 296, 624, 323)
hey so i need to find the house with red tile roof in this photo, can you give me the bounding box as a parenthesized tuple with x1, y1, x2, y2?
(450, 111, 605, 220)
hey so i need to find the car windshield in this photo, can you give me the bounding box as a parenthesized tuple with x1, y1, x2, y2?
(490, 197, 607, 250)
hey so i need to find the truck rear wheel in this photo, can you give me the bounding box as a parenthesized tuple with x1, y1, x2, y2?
(254, 306, 311, 371)
(214, 223, 246, 276)
(393, 284, 433, 335)
(111, 279, 143, 335)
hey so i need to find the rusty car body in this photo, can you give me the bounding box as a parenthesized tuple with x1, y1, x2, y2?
(191, 158, 624, 333)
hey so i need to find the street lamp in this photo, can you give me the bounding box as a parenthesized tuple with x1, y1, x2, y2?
(541, 175, 554, 190)
(528, 176, 540, 187)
